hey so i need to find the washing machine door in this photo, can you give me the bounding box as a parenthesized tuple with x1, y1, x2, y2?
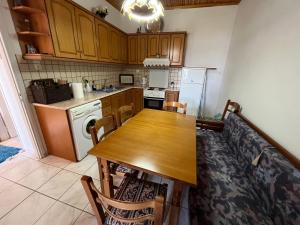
(82, 115, 104, 139)
(82, 115, 98, 139)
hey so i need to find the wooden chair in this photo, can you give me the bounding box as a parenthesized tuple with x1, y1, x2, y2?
(90, 115, 137, 177)
(117, 103, 135, 126)
(196, 99, 241, 131)
(163, 101, 187, 114)
(81, 175, 167, 225)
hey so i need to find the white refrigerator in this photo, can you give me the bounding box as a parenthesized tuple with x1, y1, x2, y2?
(179, 67, 207, 117)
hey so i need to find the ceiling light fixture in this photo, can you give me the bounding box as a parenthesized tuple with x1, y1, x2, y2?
(121, 0, 164, 23)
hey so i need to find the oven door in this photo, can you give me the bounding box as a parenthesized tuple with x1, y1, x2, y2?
(144, 97, 164, 110)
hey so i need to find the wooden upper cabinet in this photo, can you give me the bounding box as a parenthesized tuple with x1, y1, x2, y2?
(95, 19, 111, 62)
(159, 34, 171, 58)
(128, 35, 138, 64)
(120, 34, 128, 64)
(45, 0, 80, 59)
(138, 35, 148, 64)
(75, 9, 97, 61)
(147, 35, 159, 58)
(170, 33, 186, 66)
(110, 28, 121, 62)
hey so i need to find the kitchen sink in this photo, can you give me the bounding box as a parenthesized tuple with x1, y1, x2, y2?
(96, 87, 125, 93)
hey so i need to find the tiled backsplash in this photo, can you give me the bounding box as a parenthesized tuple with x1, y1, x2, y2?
(16, 56, 182, 101)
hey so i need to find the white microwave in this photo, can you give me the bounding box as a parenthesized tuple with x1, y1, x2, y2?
(119, 74, 134, 85)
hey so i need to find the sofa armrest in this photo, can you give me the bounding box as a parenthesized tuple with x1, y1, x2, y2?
(196, 119, 224, 132)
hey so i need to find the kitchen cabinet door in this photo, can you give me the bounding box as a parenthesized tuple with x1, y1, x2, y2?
(75, 8, 98, 61)
(147, 35, 159, 58)
(128, 35, 138, 64)
(125, 89, 134, 105)
(110, 28, 121, 62)
(170, 33, 186, 66)
(120, 34, 128, 63)
(138, 35, 148, 64)
(133, 89, 144, 114)
(95, 20, 111, 62)
(46, 0, 81, 59)
(159, 34, 171, 58)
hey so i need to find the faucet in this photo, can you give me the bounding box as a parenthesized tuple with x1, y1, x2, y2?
(102, 79, 107, 90)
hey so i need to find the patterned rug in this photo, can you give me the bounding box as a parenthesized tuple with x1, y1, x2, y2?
(0, 145, 21, 163)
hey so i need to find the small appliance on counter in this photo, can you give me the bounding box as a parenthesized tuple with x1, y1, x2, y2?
(30, 79, 72, 104)
(119, 74, 134, 86)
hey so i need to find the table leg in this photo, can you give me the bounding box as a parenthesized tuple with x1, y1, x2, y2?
(98, 158, 113, 198)
(169, 182, 184, 225)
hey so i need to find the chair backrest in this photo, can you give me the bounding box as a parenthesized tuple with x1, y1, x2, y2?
(221, 99, 241, 121)
(90, 115, 118, 146)
(81, 176, 165, 225)
(163, 101, 187, 115)
(117, 103, 135, 126)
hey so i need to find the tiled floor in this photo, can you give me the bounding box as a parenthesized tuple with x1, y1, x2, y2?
(0, 154, 190, 225)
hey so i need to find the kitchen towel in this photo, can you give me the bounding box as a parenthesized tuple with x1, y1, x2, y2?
(72, 83, 84, 99)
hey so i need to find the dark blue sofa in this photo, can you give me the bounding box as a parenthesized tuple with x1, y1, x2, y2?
(189, 113, 300, 225)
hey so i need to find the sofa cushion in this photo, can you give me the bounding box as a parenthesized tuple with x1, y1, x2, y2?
(191, 129, 272, 225)
(252, 149, 300, 225)
(223, 113, 273, 172)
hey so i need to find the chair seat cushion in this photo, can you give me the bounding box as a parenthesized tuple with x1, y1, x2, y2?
(110, 163, 137, 177)
(105, 176, 167, 225)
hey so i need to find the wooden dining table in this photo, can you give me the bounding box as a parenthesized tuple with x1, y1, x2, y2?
(89, 109, 197, 225)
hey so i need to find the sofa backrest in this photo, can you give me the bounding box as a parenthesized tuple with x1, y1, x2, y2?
(223, 112, 300, 224)
(254, 149, 300, 225)
(223, 113, 273, 170)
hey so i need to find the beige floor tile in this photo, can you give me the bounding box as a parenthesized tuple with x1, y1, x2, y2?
(0, 192, 55, 225)
(73, 212, 97, 225)
(0, 137, 22, 149)
(0, 177, 14, 193)
(0, 158, 43, 182)
(84, 163, 100, 180)
(64, 155, 96, 175)
(34, 201, 81, 225)
(84, 203, 94, 215)
(18, 164, 61, 190)
(0, 183, 32, 218)
(60, 179, 89, 210)
(0, 155, 28, 174)
(38, 170, 80, 199)
(40, 155, 71, 168)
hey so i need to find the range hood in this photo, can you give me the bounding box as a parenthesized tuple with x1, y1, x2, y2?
(143, 58, 170, 67)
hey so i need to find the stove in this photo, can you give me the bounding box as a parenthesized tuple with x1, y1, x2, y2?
(144, 88, 166, 110)
(144, 87, 166, 99)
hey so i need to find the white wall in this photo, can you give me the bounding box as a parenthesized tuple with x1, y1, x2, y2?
(162, 7, 238, 116)
(219, 0, 300, 159)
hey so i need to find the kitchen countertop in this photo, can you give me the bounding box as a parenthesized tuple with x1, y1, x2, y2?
(32, 86, 143, 111)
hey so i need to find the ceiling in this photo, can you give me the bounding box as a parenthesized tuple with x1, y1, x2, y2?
(106, 0, 241, 11)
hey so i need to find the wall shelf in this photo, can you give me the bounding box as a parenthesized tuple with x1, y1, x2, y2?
(17, 31, 50, 37)
(12, 6, 45, 15)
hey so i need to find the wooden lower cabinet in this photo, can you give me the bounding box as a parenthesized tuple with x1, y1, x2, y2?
(34, 105, 77, 161)
(133, 88, 144, 114)
(35, 88, 144, 162)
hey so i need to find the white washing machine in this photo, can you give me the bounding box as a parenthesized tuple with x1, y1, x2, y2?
(68, 100, 104, 161)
